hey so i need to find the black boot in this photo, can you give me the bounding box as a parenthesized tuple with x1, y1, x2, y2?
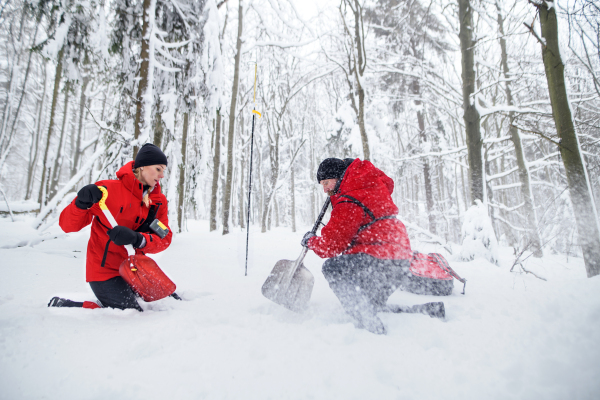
(47, 297, 84, 308)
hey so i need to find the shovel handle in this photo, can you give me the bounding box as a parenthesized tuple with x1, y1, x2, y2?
(284, 197, 330, 284)
(311, 197, 331, 234)
(97, 186, 135, 256)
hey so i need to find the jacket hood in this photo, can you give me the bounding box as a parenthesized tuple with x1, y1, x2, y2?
(116, 161, 162, 201)
(338, 159, 394, 196)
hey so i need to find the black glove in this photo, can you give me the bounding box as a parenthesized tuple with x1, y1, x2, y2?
(75, 184, 103, 209)
(301, 231, 316, 248)
(107, 226, 144, 248)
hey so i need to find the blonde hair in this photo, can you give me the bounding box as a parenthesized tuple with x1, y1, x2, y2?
(133, 167, 152, 208)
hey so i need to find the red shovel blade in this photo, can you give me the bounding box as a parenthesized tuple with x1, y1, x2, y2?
(119, 255, 176, 302)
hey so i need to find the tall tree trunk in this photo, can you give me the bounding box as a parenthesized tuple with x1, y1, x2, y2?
(262, 123, 279, 233)
(497, 0, 543, 257)
(310, 131, 316, 223)
(153, 96, 164, 148)
(71, 75, 90, 178)
(537, 2, 600, 277)
(356, 76, 369, 161)
(177, 112, 189, 233)
(458, 0, 483, 203)
(49, 83, 71, 200)
(210, 109, 222, 231)
(239, 154, 245, 229)
(133, 0, 153, 157)
(38, 48, 64, 206)
(413, 79, 436, 234)
(222, 0, 243, 235)
(26, 62, 47, 200)
(351, 0, 369, 160)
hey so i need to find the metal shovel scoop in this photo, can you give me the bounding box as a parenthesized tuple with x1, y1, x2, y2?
(261, 198, 331, 313)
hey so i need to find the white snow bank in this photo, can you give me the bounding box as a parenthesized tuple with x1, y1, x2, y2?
(0, 201, 39, 213)
(0, 218, 598, 399)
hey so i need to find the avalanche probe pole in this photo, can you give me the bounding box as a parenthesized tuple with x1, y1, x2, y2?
(245, 63, 261, 276)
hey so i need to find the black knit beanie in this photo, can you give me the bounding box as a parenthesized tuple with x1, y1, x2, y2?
(316, 158, 347, 182)
(134, 143, 168, 169)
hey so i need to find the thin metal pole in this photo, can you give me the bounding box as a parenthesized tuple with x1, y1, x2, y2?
(245, 111, 256, 276)
(245, 63, 259, 276)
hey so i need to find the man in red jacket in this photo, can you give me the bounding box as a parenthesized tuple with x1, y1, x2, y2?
(301, 158, 414, 334)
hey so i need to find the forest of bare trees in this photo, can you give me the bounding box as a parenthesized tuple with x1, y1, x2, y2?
(1, 0, 599, 276)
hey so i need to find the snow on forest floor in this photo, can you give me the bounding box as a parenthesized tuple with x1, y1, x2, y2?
(1, 217, 600, 400)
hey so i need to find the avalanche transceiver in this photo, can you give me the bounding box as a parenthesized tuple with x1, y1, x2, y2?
(149, 219, 169, 239)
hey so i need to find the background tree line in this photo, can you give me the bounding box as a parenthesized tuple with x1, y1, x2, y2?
(0, 0, 598, 276)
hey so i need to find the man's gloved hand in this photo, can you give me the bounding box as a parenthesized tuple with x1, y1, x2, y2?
(301, 231, 316, 248)
(107, 226, 144, 248)
(75, 184, 103, 210)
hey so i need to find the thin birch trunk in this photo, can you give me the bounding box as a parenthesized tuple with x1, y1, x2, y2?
(413, 79, 436, 233)
(153, 96, 164, 147)
(38, 48, 64, 206)
(239, 154, 245, 229)
(222, 0, 243, 235)
(71, 75, 90, 178)
(210, 109, 221, 231)
(497, 0, 543, 256)
(133, 0, 152, 157)
(177, 112, 189, 233)
(49, 83, 71, 200)
(26, 62, 47, 200)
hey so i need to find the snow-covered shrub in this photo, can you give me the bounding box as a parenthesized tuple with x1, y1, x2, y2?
(460, 200, 499, 265)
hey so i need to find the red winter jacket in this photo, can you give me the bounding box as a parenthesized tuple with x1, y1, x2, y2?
(59, 161, 173, 282)
(308, 159, 412, 260)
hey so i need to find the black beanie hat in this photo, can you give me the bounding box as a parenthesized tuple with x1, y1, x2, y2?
(134, 143, 168, 169)
(317, 158, 347, 182)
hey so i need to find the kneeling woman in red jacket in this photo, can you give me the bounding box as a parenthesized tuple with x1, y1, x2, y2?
(49, 143, 173, 311)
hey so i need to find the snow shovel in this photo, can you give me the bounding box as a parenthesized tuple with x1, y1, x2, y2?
(96, 186, 178, 302)
(261, 197, 331, 313)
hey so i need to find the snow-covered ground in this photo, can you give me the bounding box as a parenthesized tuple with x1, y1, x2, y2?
(1, 217, 599, 400)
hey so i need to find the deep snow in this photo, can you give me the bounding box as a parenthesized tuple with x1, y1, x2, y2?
(1, 217, 599, 400)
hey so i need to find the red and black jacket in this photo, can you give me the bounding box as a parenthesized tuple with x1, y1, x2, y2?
(308, 159, 412, 260)
(59, 161, 173, 282)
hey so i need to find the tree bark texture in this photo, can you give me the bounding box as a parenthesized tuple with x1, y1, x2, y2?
(38, 48, 64, 206)
(458, 0, 483, 204)
(26, 62, 47, 200)
(261, 123, 279, 233)
(239, 155, 245, 229)
(497, 1, 543, 257)
(71, 75, 89, 178)
(222, 0, 243, 235)
(413, 79, 436, 234)
(210, 110, 222, 231)
(133, 0, 152, 158)
(49, 83, 71, 200)
(538, 3, 600, 277)
(153, 96, 164, 148)
(177, 112, 189, 233)
(351, 0, 369, 160)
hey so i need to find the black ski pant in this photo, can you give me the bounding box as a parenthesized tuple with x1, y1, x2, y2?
(89, 276, 143, 312)
(322, 253, 452, 318)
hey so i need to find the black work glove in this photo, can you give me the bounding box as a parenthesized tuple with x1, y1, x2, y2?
(75, 184, 103, 210)
(107, 226, 144, 248)
(301, 231, 316, 248)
